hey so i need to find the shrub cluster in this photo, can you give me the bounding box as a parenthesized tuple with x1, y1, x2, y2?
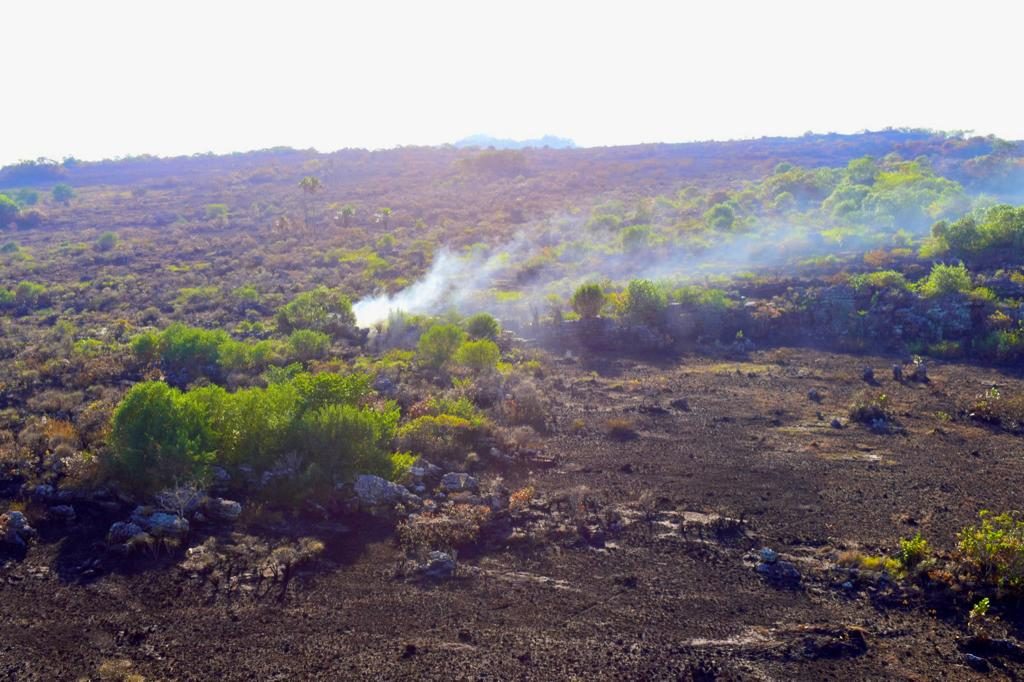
(107, 371, 407, 498)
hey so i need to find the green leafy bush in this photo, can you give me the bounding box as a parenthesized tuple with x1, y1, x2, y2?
(96, 231, 118, 252)
(107, 371, 401, 500)
(464, 312, 500, 340)
(898, 532, 931, 570)
(276, 286, 355, 337)
(108, 381, 215, 494)
(397, 414, 478, 462)
(957, 511, 1024, 594)
(570, 283, 606, 319)
(453, 339, 500, 373)
(288, 329, 331, 362)
(917, 263, 972, 298)
(623, 279, 668, 324)
(416, 323, 466, 369)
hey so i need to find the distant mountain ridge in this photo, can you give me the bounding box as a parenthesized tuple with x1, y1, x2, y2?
(453, 134, 577, 149)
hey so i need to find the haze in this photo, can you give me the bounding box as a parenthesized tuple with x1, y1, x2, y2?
(2, 0, 1021, 165)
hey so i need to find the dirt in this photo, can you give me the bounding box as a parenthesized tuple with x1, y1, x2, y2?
(3, 348, 1024, 680)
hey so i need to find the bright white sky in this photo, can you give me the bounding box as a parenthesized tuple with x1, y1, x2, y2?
(2, 0, 1021, 165)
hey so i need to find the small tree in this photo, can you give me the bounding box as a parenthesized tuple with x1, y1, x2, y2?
(453, 339, 500, 373)
(298, 176, 322, 230)
(623, 279, 667, 324)
(571, 283, 606, 319)
(52, 183, 74, 206)
(0, 194, 19, 227)
(96, 231, 118, 252)
(465, 312, 500, 340)
(416, 323, 466, 370)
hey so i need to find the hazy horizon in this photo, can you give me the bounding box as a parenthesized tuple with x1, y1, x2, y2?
(3, 0, 1022, 167)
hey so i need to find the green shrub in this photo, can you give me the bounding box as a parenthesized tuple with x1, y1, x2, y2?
(464, 312, 500, 340)
(276, 286, 355, 337)
(570, 283, 606, 319)
(453, 339, 500, 373)
(52, 183, 74, 206)
(917, 263, 972, 298)
(416, 323, 466, 369)
(288, 329, 331, 362)
(96, 231, 118, 252)
(898, 532, 931, 570)
(397, 414, 478, 462)
(848, 392, 893, 425)
(108, 381, 214, 494)
(957, 511, 1024, 594)
(0, 194, 18, 226)
(623, 279, 668, 324)
(849, 270, 910, 292)
(107, 371, 400, 500)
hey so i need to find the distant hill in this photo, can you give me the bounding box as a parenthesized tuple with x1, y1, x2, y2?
(453, 134, 577, 150)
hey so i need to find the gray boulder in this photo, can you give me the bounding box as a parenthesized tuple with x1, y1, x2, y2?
(440, 472, 479, 493)
(203, 497, 242, 523)
(107, 521, 144, 544)
(0, 511, 35, 547)
(354, 475, 419, 512)
(49, 505, 76, 522)
(130, 508, 190, 539)
(756, 559, 801, 585)
(420, 550, 456, 579)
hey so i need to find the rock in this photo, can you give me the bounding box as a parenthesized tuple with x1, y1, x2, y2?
(841, 580, 854, 591)
(807, 388, 822, 403)
(203, 498, 242, 523)
(759, 547, 779, 564)
(756, 559, 801, 585)
(862, 367, 875, 383)
(49, 505, 76, 522)
(0, 511, 35, 547)
(408, 458, 442, 486)
(831, 418, 843, 429)
(420, 550, 455, 579)
(107, 521, 144, 544)
(210, 466, 231, 486)
(130, 508, 190, 538)
(892, 364, 903, 382)
(911, 362, 928, 382)
(964, 654, 989, 672)
(354, 475, 419, 513)
(440, 472, 479, 493)
(30, 484, 55, 502)
(372, 375, 397, 395)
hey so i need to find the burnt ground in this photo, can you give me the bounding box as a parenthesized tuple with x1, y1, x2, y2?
(3, 348, 1024, 680)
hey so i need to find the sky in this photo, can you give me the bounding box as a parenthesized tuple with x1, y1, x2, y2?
(2, 0, 1022, 165)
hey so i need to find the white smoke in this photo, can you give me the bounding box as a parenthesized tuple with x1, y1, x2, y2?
(352, 243, 523, 327)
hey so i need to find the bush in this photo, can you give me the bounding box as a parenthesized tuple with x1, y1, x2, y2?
(416, 323, 466, 369)
(0, 194, 18, 227)
(453, 339, 500, 373)
(917, 263, 972, 298)
(623, 279, 668, 324)
(464, 312, 500, 340)
(570, 283, 606, 319)
(397, 414, 479, 462)
(957, 511, 1024, 594)
(107, 371, 400, 500)
(276, 286, 356, 337)
(52, 183, 74, 206)
(96, 231, 118, 252)
(398, 503, 492, 555)
(288, 329, 331, 362)
(897, 532, 931, 570)
(848, 392, 894, 426)
(108, 382, 214, 494)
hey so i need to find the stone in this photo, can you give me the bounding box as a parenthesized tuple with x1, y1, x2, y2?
(440, 472, 479, 493)
(130, 508, 190, 538)
(203, 498, 242, 523)
(408, 458, 443, 485)
(964, 654, 989, 673)
(756, 559, 801, 585)
(420, 550, 455, 579)
(862, 367, 875, 383)
(30, 484, 55, 501)
(0, 511, 35, 547)
(107, 521, 144, 544)
(831, 418, 843, 429)
(354, 474, 419, 512)
(49, 505, 76, 522)
(892, 364, 903, 382)
(759, 547, 779, 564)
